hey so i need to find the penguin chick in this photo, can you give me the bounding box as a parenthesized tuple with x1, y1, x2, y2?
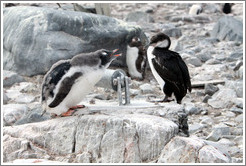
(126, 37, 147, 80)
(147, 32, 192, 104)
(41, 49, 121, 117)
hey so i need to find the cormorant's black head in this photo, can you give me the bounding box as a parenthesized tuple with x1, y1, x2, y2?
(149, 32, 171, 50)
(97, 49, 121, 68)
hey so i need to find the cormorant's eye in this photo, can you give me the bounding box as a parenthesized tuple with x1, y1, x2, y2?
(102, 52, 108, 56)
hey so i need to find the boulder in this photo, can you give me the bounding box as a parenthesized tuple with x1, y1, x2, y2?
(3, 6, 148, 76)
(3, 113, 179, 163)
(211, 16, 243, 42)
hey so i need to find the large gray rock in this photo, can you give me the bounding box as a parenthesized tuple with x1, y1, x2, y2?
(211, 16, 243, 42)
(3, 6, 148, 76)
(3, 113, 179, 163)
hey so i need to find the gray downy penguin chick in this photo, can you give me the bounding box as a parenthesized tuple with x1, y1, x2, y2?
(41, 49, 121, 116)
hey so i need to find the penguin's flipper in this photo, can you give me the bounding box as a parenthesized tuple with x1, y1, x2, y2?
(48, 72, 83, 108)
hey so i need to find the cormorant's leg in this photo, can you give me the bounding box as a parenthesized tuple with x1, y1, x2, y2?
(162, 95, 174, 102)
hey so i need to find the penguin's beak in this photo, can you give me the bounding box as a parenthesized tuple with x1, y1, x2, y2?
(111, 49, 122, 57)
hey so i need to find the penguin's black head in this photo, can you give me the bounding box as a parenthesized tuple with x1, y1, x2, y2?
(128, 37, 142, 47)
(149, 32, 171, 49)
(97, 49, 121, 68)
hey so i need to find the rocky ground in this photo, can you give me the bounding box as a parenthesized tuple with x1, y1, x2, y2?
(2, 2, 244, 163)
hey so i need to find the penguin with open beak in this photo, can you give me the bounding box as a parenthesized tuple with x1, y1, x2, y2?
(41, 49, 121, 117)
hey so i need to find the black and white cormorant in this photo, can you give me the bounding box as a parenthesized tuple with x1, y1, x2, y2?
(147, 32, 192, 104)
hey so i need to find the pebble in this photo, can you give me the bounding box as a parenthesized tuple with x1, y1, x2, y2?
(189, 123, 204, 134)
(204, 83, 219, 96)
(206, 124, 230, 141)
(3, 92, 10, 104)
(3, 104, 29, 126)
(229, 107, 243, 114)
(234, 114, 243, 123)
(139, 83, 154, 94)
(186, 57, 203, 67)
(200, 116, 213, 125)
(3, 70, 26, 87)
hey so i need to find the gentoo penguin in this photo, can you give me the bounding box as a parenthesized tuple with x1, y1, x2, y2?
(41, 49, 121, 117)
(147, 33, 192, 104)
(126, 37, 147, 80)
(189, 4, 203, 15)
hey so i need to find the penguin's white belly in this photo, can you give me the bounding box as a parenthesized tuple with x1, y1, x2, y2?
(47, 68, 104, 115)
(126, 46, 142, 79)
(147, 46, 165, 91)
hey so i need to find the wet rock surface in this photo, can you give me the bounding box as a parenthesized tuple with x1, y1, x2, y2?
(3, 2, 244, 164)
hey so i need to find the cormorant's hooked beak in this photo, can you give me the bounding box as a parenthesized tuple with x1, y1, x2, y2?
(111, 49, 122, 57)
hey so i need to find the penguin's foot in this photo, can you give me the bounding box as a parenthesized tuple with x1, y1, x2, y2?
(61, 105, 85, 117)
(70, 105, 85, 110)
(61, 109, 77, 117)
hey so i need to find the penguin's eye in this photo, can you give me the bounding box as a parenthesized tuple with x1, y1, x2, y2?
(102, 52, 108, 56)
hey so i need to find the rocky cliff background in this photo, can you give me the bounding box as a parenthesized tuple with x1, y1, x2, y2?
(2, 2, 244, 164)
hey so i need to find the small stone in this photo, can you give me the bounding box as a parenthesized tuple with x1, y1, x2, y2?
(218, 138, 235, 146)
(125, 11, 154, 23)
(206, 124, 230, 141)
(204, 83, 219, 96)
(139, 83, 154, 94)
(200, 116, 213, 125)
(189, 123, 204, 134)
(229, 107, 243, 114)
(129, 89, 141, 96)
(14, 94, 36, 104)
(234, 136, 243, 146)
(202, 94, 212, 103)
(230, 128, 243, 136)
(235, 114, 243, 123)
(3, 92, 10, 104)
(3, 70, 26, 87)
(205, 59, 222, 65)
(94, 94, 107, 100)
(3, 104, 29, 126)
(214, 112, 221, 117)
(163, 28, 182, 38)
(186, 57, 202, 67)
(185, 104, 201, 115)
(225, 111, 236, 118)
(196, 52, 212, 62)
